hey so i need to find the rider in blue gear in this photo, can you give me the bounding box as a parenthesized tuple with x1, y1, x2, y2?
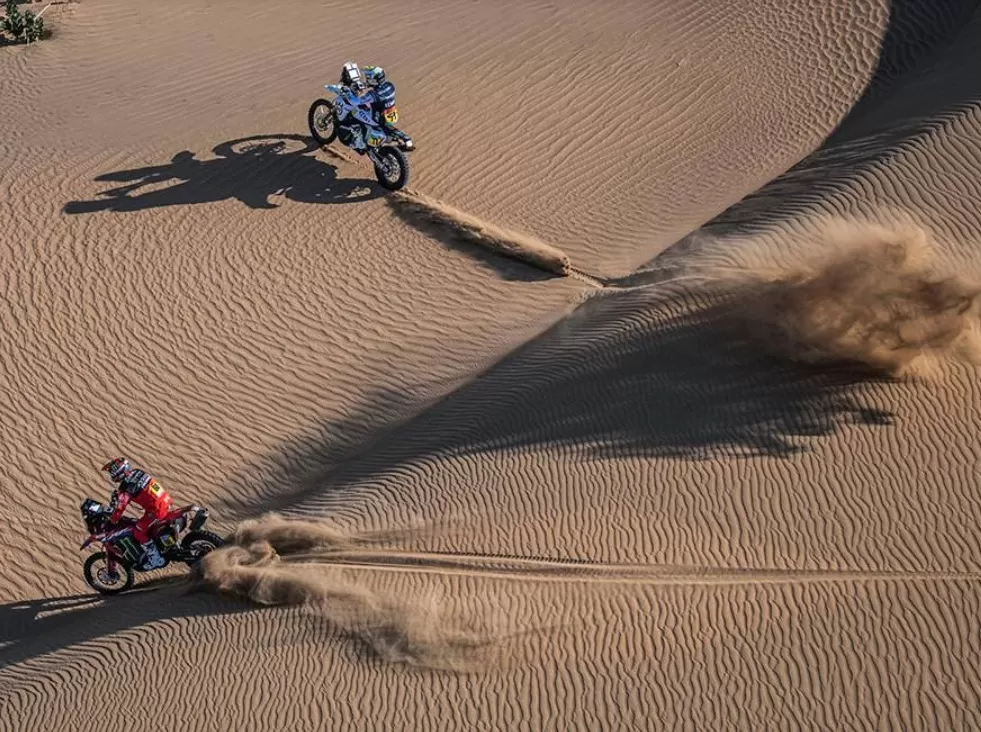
(336, 61, 400, 154)
(337, 61, 373, 153)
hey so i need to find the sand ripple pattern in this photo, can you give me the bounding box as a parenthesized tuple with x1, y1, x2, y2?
(3, 569, 981, 731)
(4, 0, 981, 730)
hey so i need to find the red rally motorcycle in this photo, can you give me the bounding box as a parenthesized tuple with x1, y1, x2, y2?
(79, 498, 225, 595)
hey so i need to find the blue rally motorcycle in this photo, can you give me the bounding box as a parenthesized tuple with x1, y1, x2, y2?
(307, 78, 415, 191)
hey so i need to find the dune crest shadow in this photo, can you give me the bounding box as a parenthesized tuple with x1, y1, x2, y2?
(221, 285, 897, 518)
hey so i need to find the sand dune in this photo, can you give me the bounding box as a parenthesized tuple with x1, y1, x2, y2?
(3, 0, 981, 729)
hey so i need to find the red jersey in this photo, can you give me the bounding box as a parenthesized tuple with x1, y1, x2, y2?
(109, 469, 172, 523)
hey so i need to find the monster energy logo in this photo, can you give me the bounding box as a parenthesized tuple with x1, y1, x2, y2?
(114, 535, 142, 565)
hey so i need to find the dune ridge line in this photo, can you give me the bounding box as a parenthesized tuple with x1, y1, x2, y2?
(391, 188, 573, 276)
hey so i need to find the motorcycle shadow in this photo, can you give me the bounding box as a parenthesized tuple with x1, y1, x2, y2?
(63, 133, 386, 215)
(0, 574, 251, 671)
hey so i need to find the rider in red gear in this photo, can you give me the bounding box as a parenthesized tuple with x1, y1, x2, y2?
(102, 457, 173, 569)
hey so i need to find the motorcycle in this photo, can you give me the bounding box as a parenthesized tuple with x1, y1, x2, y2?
(79, 498, 225, 595)
(307, 78, 415, 191)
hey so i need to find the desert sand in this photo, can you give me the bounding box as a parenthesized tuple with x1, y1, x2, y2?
(2, 0, 981, 729)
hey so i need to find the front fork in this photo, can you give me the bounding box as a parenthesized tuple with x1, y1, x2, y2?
(104, 547, 123, 578)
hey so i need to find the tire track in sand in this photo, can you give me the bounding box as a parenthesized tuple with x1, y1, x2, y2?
(321, 147, 612, 285)
(301, 548, 981, 587)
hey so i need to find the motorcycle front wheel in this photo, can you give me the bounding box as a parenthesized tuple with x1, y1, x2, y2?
(83, 552, 135, 595)
(308, 99, 337, 146)
(373, 146, 410, 191)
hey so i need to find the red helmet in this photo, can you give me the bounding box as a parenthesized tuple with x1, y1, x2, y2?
(102, 457, 131, 482)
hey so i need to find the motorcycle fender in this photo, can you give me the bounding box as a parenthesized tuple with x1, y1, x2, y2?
(189, 507, 210, 532)
(80, 536, 96, 550)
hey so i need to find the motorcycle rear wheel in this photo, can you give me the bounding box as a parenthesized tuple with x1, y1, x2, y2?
(83, 552, 135, 595)
(373, 146, 410, 191)
(180, 530, 225, 565)
(308, 98, 337, 146)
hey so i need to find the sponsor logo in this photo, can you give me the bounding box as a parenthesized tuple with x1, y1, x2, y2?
(113, 535, 142, 565)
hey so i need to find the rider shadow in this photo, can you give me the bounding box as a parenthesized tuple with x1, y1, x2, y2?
(63, 134, 383, 214)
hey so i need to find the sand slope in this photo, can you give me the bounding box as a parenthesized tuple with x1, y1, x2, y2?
(3, 0, 981, 729)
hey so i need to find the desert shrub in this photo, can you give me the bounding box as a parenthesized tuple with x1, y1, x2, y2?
(2, 0, 45, 43)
